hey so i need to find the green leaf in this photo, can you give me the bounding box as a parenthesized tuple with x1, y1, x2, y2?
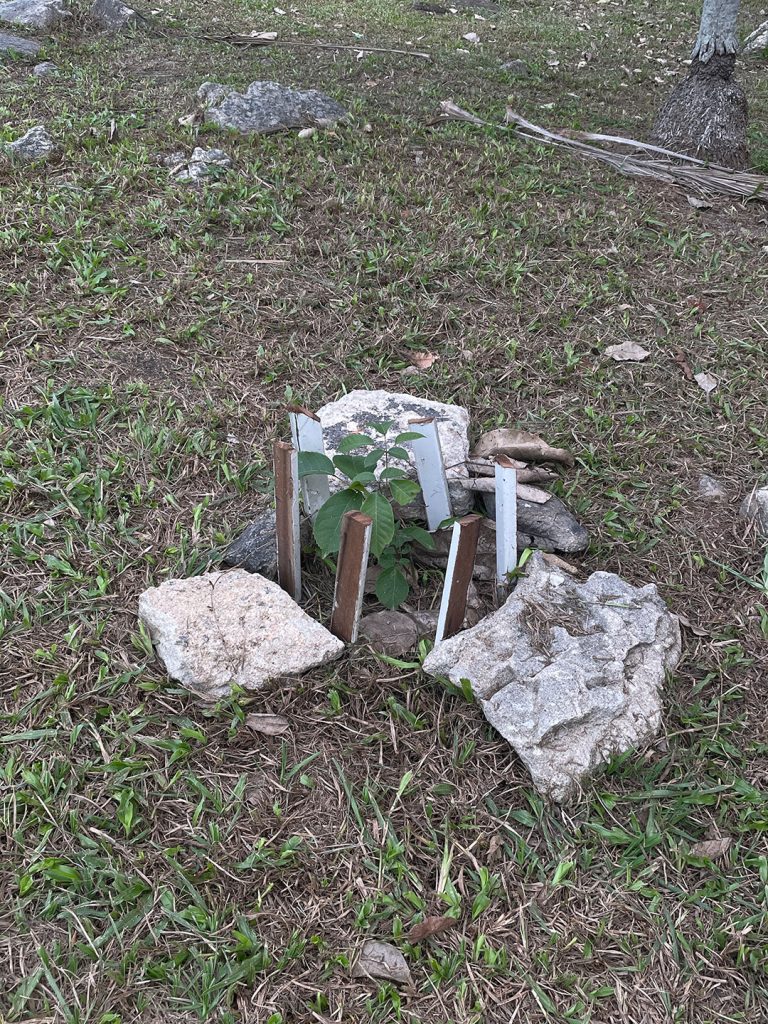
(394, 431, 425, 444)
(297, 450, 335, 478)
(333, 454, 368, 479)
(369, 420, 392, 435)
(389, 478, 422, 506)
(350, 471, 376, 485)
(379, 467, 408, 481)
(376, 566, 409, 609)
(397, 525, 435, 550)
(360, 492, 395, 558)
(117, 789, 137, 836)
(363, 448, 386, 470)
(338, 433, 375, 453)
(387, 446, 411, 461)
(313, 490, 363, 554)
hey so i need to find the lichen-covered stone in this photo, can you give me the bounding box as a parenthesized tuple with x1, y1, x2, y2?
(423, 553, 681, 802)
(0, 0, 69, 30)
(3, 125, 56, 160)
(197, 80, 347, 134)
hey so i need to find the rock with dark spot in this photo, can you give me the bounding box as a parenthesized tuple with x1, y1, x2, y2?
(222, 511, 277, 578)
(423, 553, 682, 802)
(0, 0, 69, 29)
(739, 486, 768, 538)
(359, 610, 418, 657)
(89, 0, 137, 30)
(197, 80, 347, 134)
(0, 28, 40, 54)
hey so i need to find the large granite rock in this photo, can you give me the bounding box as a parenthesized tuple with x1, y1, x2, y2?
(317, 389, 473, 516)
(739, 486, 768, 538)
(423, 553, 681, 802)
(0, 28, 40, 53)
(89, 0, 137, 30)
(139, 569, 344, 700)
(197, 80, 347, 134)
(0, 0, 69, 29)
(3, 125, 56, 160)
(222, 510, 277, 578)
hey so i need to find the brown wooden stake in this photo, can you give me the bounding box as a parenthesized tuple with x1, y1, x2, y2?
(330, 510, 373, 643)
(435, 514, 482, 643)
(273, 440, 301, 602)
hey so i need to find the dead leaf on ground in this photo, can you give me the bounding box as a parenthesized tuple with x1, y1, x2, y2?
(605, 340, 650, 362)
(245, 713, 290, 736)
(351, 940, 413, 986)
(672, 348, 694, 381)
(694, 371, 718, 395)
(410, 350, 438, 370)
(675, 613, 708, 637)
(472, 428, 574, 467)
(407, 915, 456, 942)
(691, 836, 732, 861)
(687, 195, 712, 209)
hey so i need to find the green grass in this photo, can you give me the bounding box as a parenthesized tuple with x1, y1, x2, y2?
(2, 0, 768, 1021)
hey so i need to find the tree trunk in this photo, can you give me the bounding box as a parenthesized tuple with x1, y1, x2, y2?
(651, 0, 748, 169)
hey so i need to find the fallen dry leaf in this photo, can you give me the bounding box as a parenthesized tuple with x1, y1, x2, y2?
(245, 713, 290, 736)
(691, 836, 732, 860)
(672, 348, 694, 381)
(351, 940, 413, 986)
(605, 340, 650, 362)
(694, 371, 718, 395)
(410, 350, 438, 370)
(675, 613, 708, 637)
(472, 428, 574, 467)
(407, 915, 456, 942)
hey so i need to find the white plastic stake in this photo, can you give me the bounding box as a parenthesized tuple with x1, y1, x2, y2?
(408, 417, 452, 532)
(495, 457, 518, 590)
(288, 406, 330, 519)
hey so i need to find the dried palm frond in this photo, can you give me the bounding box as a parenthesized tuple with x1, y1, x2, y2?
(435, 100, 768, 203)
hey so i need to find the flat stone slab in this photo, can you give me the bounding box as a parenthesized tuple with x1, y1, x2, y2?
(0, 28, 40, 53)
(197, 80, 347, 134)
(423, 553, 681, 802)
(317, 389, 472, 516)
(139, 569, 344, 700)
(0, 0, 69, 30)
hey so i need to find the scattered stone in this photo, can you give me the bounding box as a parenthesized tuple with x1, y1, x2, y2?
(317, 389, 473, 516)
(462, 31, 480, 44)
(32, 60, 58, 75)
(423, 553, 682, 802)
(0, 28, 40, 54)
(502, 58, 530, 76)
(138, 569, 345, 701)
(515, 495, 590, 554)
(222, 510, 277, 578)
(697, 474, 727, 502)
(359, 610, 418, 657)
(197, 80, 347, 135)
(351, 940, 413, 987)
(739, 486, 768, 539)
(0, 0, 69, 30)
(742, 20, 768, 56)
(2, 125, 56, 161)
(170, 146, 232, 183)
(89, 0, 137, 30)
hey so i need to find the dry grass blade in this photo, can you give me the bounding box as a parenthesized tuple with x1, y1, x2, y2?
(436, 101, 768, 203)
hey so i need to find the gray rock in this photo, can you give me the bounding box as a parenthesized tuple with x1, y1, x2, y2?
(405, 607, 440, 636)
(739, 486, 768, 538)
(171, 146, 232, 183)
(317, 389, 473, 517)
(502, 58, 530, 76)
(89, 0, 136, 29)
(197, 80, 347, 135)
(0, 28, 40, 53)
(138, 569, 344, 701)
(481, 492, 588, 554)
(359, 610, 418, 656)
(423, 553, 681, 802)
(222, 511, 277, 578)
(697, 474, 727, 502)
(3, 125, 56, 160)
(32, 59, 58, 74)
(0, 0, 69, 30)
(742, 20, 768, 55)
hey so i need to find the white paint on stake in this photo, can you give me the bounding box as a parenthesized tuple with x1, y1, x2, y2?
(435, 520, 463, 645)
(289, 409, 330, 519)
(495, 458, 518, 589)
(274, 441, 302, 603)
(408, 417, 452, 532)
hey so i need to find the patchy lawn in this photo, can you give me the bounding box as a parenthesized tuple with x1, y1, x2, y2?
(1, 0, 767, 1021)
